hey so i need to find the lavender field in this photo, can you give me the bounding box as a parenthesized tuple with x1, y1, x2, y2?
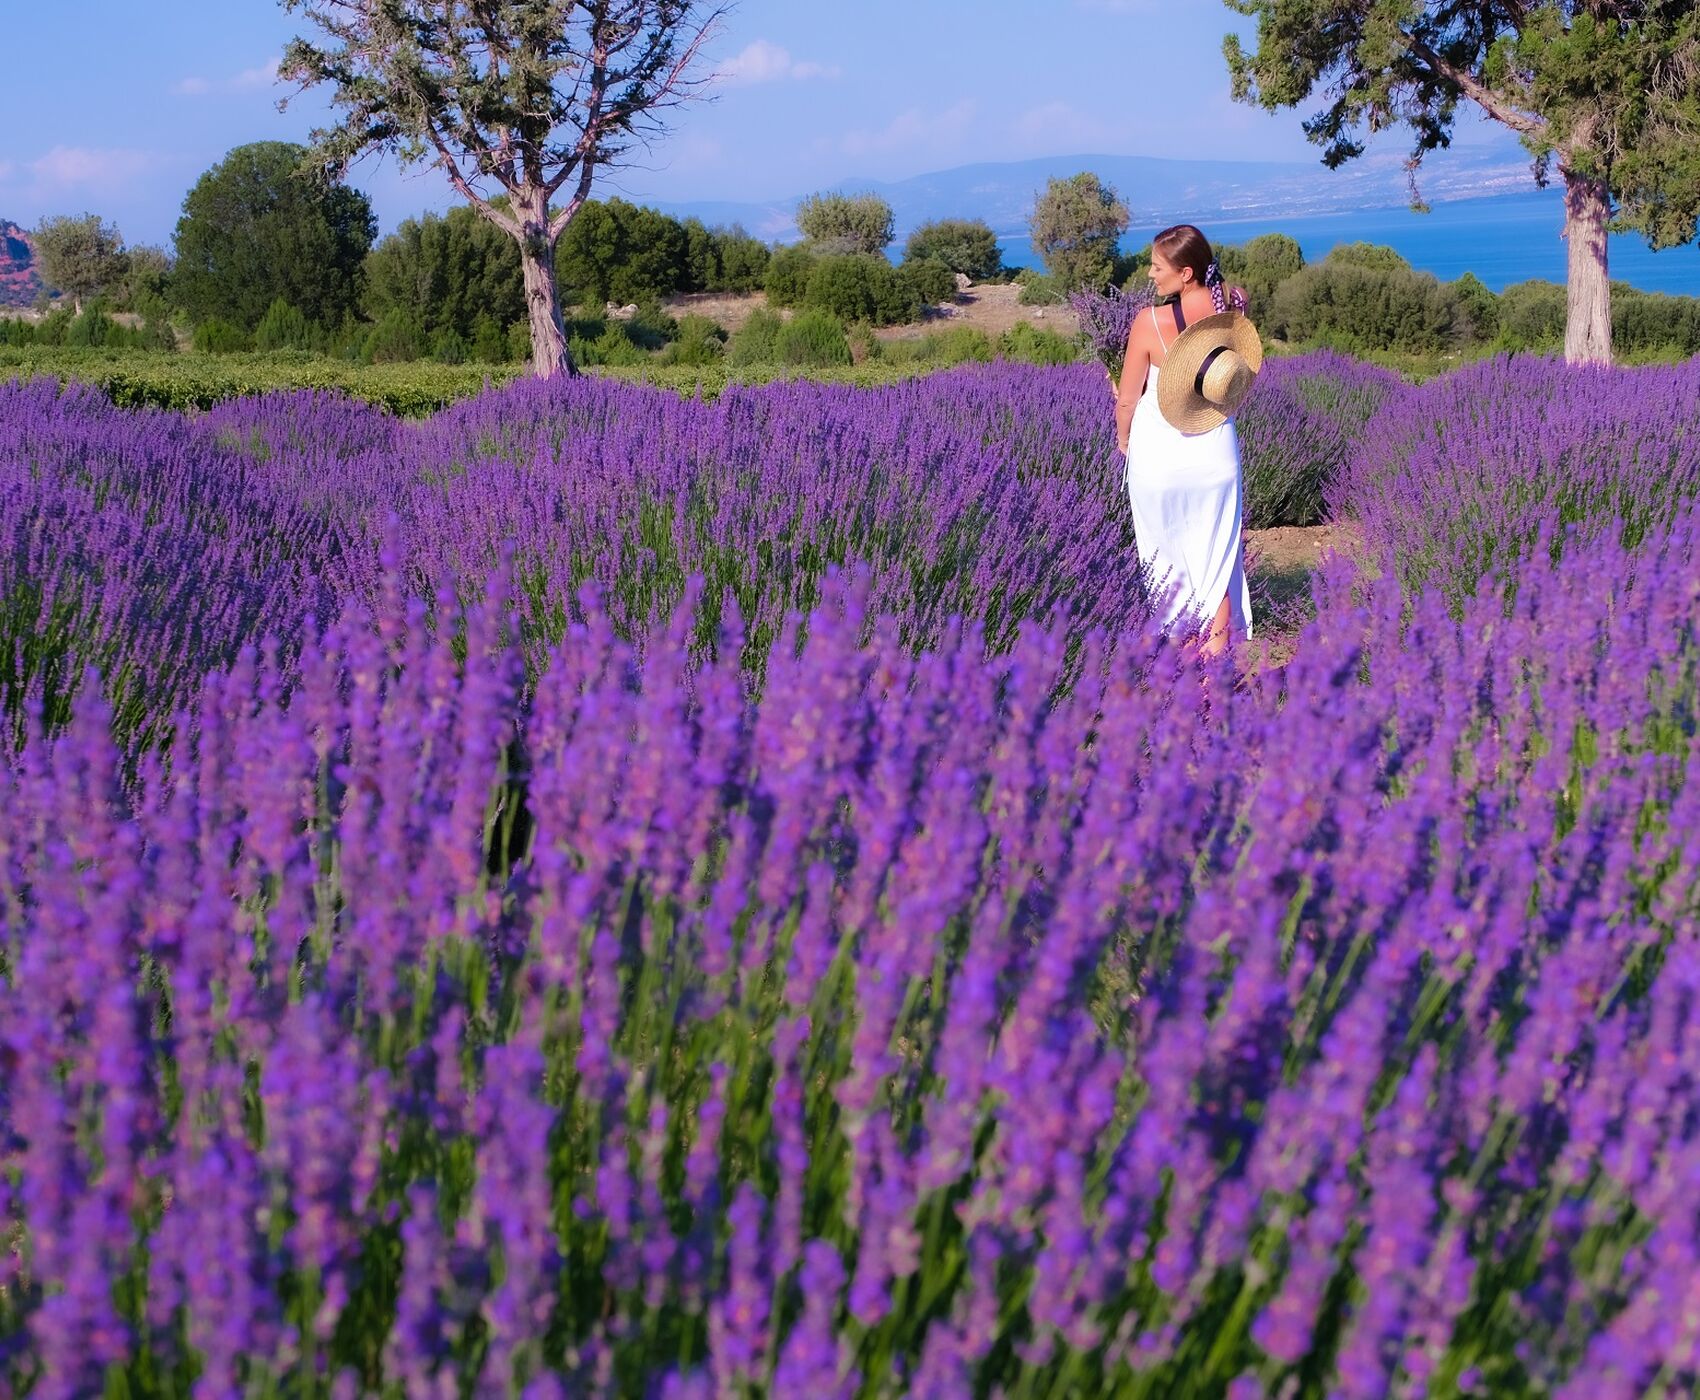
(4, 353, 1700, 1397)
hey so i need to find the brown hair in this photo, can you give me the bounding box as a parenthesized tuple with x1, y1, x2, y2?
(1152, 224, 1214, 287)
(1153, 223, 1249, 313)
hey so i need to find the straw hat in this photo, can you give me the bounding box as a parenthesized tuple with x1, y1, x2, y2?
(1157, 311, 1264, 434)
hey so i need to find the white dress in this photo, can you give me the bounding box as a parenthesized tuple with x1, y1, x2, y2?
(1124, 306, 1252, 640)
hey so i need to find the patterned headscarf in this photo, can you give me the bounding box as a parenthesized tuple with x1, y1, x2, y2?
(1204, 260, 1249, 315)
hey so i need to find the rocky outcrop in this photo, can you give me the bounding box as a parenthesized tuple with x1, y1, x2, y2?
(0, 221, 44, 308)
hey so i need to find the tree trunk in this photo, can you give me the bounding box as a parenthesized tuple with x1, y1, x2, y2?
(1561, 166, 1612, 366)
(519, 227, 576, 379)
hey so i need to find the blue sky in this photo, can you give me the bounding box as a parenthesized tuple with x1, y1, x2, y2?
(0, 0, 1521, 247)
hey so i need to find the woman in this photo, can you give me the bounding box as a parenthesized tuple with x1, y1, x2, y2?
(1114, 224, 1256, 659)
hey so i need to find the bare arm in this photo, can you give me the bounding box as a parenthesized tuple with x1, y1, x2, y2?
(1115, 315, 1149, 456)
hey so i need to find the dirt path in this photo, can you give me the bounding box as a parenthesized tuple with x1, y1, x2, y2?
(664, 282, 1079, 343)
(1240, 520, 1369, 672)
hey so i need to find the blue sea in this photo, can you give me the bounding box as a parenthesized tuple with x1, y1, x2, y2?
(993, 190, 1700, 296)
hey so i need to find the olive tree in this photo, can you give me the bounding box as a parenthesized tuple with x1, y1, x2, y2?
(1224, 1, 1700, 365)
(32, 213, 128, 313)
(280, 0, 728, 377)
(1029, 173, 1129, 293)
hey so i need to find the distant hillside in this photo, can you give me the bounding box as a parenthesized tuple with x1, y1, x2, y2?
(0, 220, 42, 308)
(655, 146, 1536, 244)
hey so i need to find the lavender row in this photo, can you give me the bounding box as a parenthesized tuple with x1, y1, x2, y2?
(6, 497, 1700, 1394)
(2, 359, 1379, 753)
(1333, 352, 1700, 607)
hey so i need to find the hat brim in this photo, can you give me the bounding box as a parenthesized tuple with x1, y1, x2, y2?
(1157, 312, 1264, 435)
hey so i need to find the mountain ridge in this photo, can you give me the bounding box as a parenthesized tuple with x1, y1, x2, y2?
(651, 146, 1537, 244)
(0, 220, 42, 309)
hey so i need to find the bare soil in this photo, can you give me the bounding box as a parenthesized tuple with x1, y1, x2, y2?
(662, 283, 1080, 344)
(1239, 520, 1369, 673)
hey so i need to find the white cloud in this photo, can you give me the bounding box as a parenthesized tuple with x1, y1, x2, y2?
(24, 146, 163, 188)
(1011, 101, 1116, 152)
(719, 39, 840, 85)
(840, 100, 979, 160)
(173, 58, 280, 97)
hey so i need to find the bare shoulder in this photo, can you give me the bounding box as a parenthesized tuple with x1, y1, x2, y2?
(1181, 287, 1218, 321)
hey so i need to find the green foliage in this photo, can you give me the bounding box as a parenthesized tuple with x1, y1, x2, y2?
(1495, 280, 1567, 351)
(1612, 285, 1700, 358)
(903, 218, 1003, 281)
(561, 317, 649, 368)
(763, 245, 818, 308)
(173, 142, 376, 331)
(557, 198, 690, 306)
(362, 309, 424, 364)
(622, 303, 680, 351)
(998, 322, 1080, 366)
(1216, 233, 1304, 310)
(470, 312, 510, 364)
(727, 308, 785, 366)
(896, 256, 958, 309)
(1449, 272, 1501, 342)
(31, 212, 129, 311)
(2, 347, 512, 413)
(120, 244, 174, 315)
(711, 227, 772, 293)
(794, 191, 895, 255)
(431, 327, 470, 364)
(364, 205, 524, 344)
(658, 314, 727, 367)
(1224, 0, 1700, 353)
(1029, 172, 1129, 292)
(774, 309, 853, 368)
(880, 326, 993, 368)
(1324, 242, 1411, 273)
(804, 254, 919, 327)
(254, 298, 317, 353)
(192, 318, 251, 354)
(1268, 260, 1467, 355)
(1015, 270, 1065, 306)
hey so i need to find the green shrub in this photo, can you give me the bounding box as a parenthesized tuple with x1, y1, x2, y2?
(897, 256, 958, 309)
(431, 327, 469, 363)
(193, 318, 251, 354)
(712, 231, 772, 293)
(774, 309, 852, 368)
(1495, 280, 1566, 351)
(1323, 242, 1411, 272)
(1015, 270, 1065, 306)
(803, 254, 918, 327)
(0, 347, 515, 414)
(470, 312, 509, 363)
(1216, 234, 1303, 311)
(65, 309, 125, 349)
(1611, 285, 1700, 358)
(727, 308, 785, 366)
(847, 323, 882, 364)
(508, 319, 536, 364)
(917, 326, 993, 365)
(1449, 272, 1500, 343)
(763, 246, 817, 308)
(254, 298, 317, 353)
(902, 218, 1003, 281)
(1268, 261, 1467, 354)
(623, 303, 679, 351)
(363, 309, 424, 363)
(658, 314, 727, 367)
(570, 323, 649, 368)
(998, 322, 1080, 366)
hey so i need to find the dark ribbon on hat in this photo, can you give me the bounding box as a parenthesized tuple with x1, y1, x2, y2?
(1194, 344, 1229, 399)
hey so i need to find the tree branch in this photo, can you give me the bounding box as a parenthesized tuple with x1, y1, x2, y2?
(1401, 32, 1547, 137)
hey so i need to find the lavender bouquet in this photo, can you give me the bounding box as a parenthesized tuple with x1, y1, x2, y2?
(1068, 281, 1153, 386)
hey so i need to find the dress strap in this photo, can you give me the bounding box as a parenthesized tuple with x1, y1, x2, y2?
(1151, 304, 1171, 352)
